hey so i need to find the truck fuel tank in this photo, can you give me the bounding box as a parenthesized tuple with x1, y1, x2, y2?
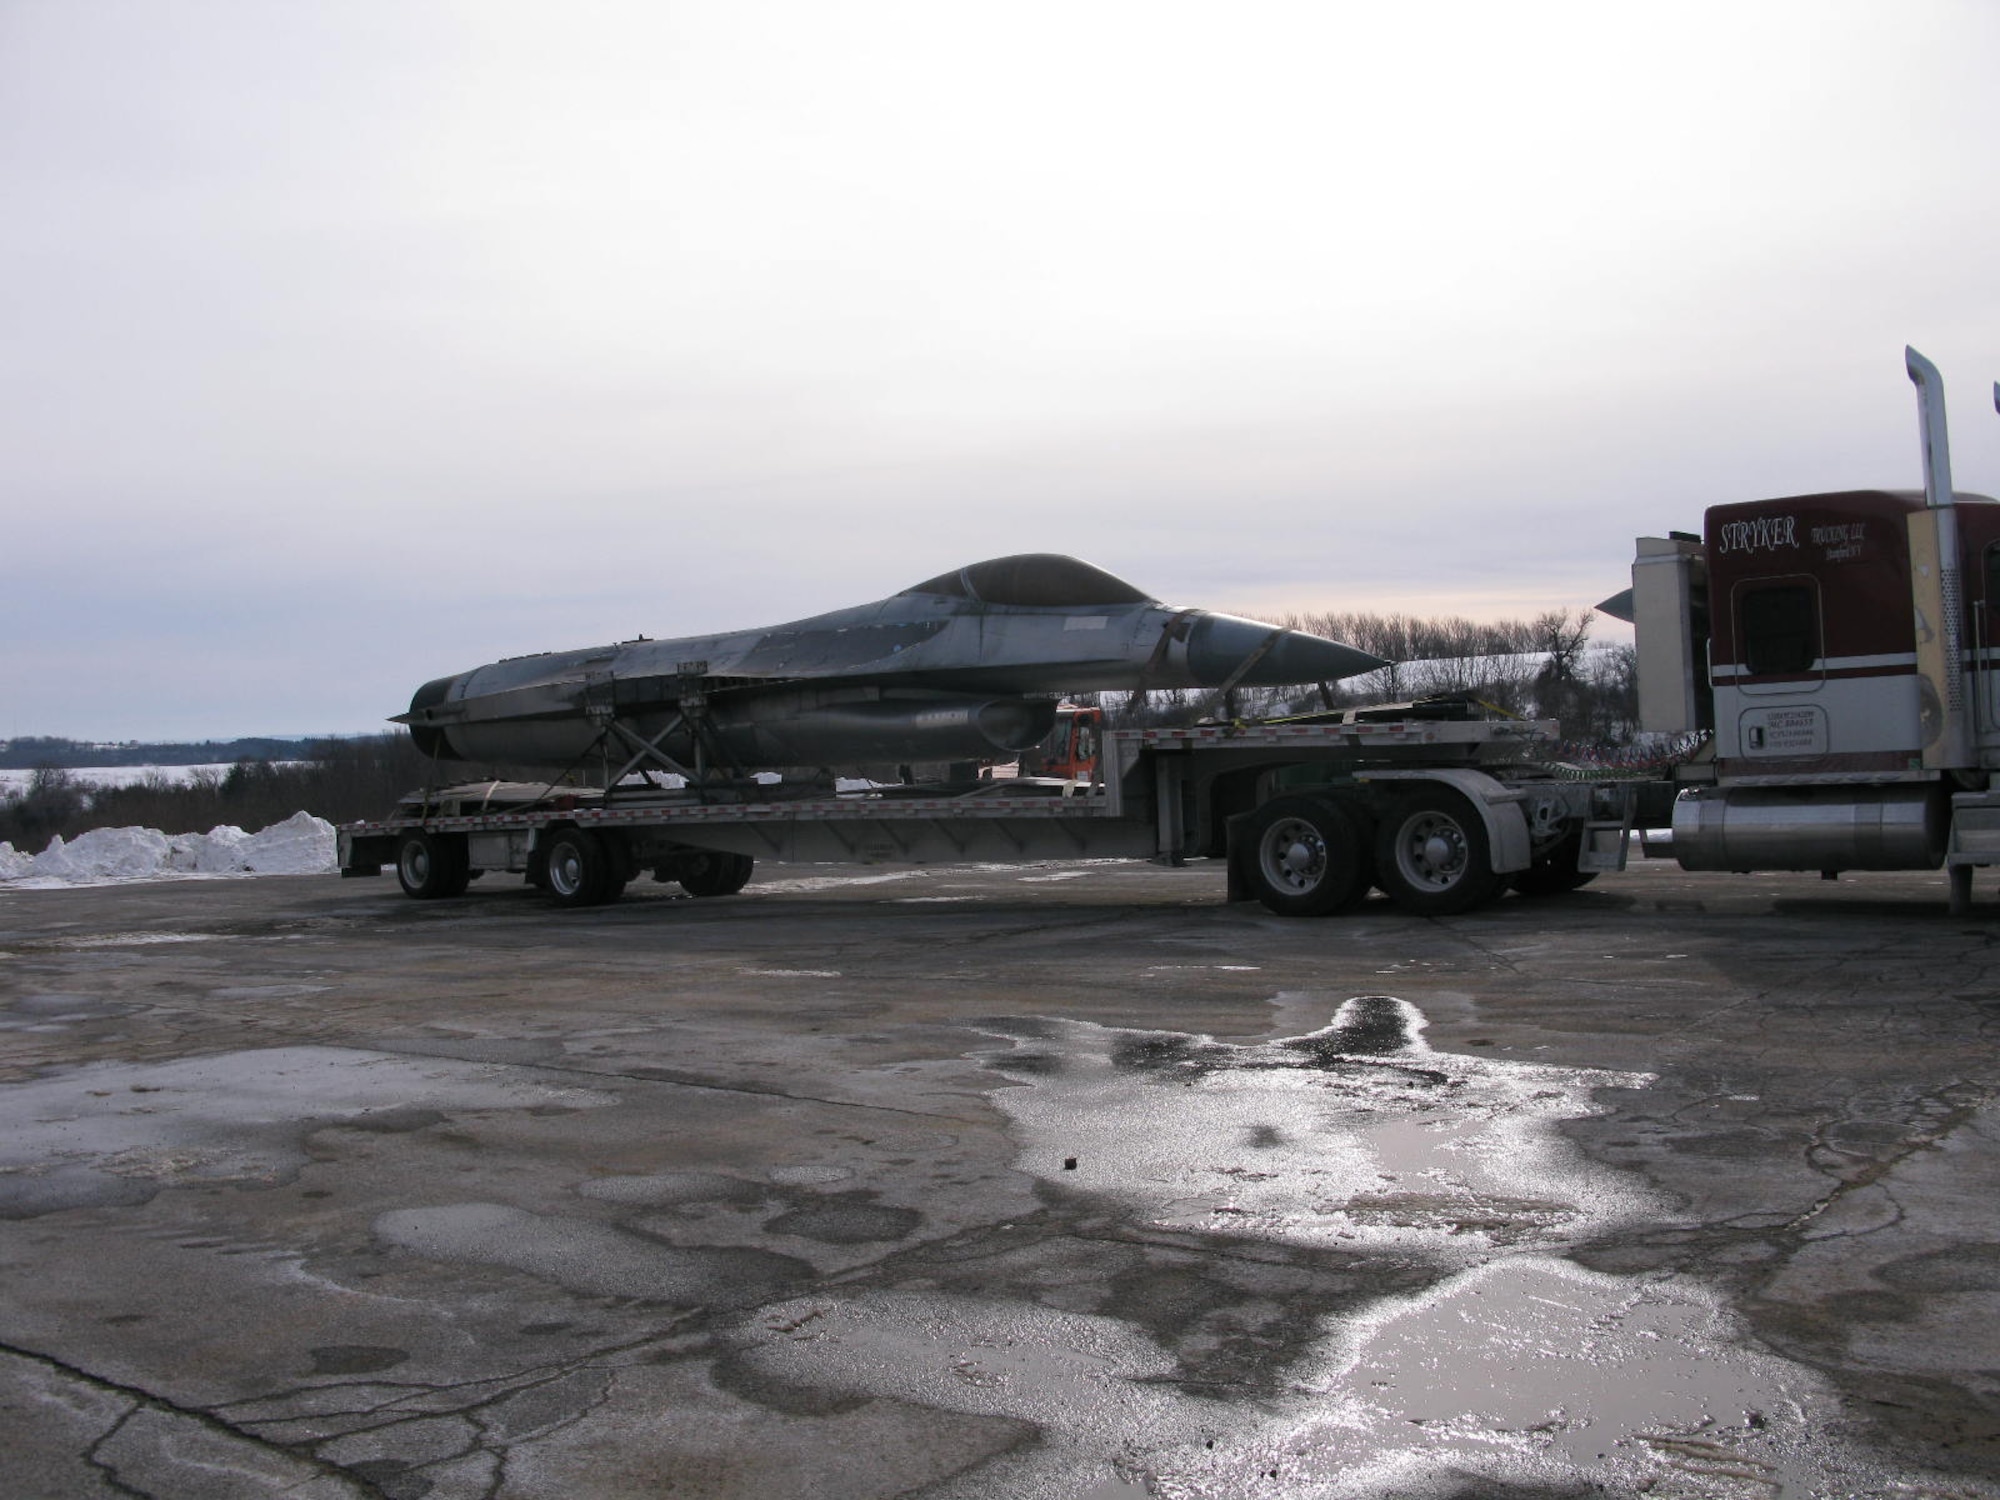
(1672, 784, 1948, 872)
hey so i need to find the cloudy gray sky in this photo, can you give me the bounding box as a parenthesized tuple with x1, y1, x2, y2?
(6, 1, 1999, 741)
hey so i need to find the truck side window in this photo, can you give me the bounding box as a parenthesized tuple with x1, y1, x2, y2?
(1739, 583, 1818, 675)
(1986, 545, 2000, 643)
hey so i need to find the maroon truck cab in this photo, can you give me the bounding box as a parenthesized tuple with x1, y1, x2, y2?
(1696, 489, 2000, 779)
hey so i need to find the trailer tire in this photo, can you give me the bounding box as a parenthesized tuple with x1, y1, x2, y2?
(396, 831, 470, 900)
(543, 828, 618, 908)
(1240, 795, 1370, 917)
(679, 850, 754, 898)
(1374, 789, 1503, 916)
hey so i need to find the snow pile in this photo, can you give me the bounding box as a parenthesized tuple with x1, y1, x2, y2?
(0, 811, 336, 888)
(31, 826, 176, 882)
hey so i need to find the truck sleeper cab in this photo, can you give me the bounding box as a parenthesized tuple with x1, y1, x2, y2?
(1635, 487, 2000, 881)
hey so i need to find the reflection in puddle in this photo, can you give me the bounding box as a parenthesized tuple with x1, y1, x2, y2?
(743, 1289, 1188, 1449)
(51, 931, 224, 948)
(1176, 1255, 1840, 1498)
(0, 1047, 614, 1216)
(737, 996, 1953, 1497)
(980, 994, 1659, 1260)
(742, 872, 926, 894)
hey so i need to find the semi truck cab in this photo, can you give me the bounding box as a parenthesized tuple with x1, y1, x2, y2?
(1627, 349, 2000, 907)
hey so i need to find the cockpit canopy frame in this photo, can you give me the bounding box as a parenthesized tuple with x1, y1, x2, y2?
(902, 554, 1156, 608)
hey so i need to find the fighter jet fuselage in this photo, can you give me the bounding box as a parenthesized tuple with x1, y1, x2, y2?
(398, 554, 1382, 773)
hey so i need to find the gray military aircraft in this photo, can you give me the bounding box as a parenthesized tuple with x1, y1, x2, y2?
(397, 553, 1384, 778)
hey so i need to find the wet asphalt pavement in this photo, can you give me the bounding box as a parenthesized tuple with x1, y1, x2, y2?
(2, 856, 1999, 1498)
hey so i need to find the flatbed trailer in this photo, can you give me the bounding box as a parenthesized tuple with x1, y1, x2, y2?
(339, 713, 1642, 917)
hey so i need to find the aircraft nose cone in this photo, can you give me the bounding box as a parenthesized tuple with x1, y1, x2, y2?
(1186, 614, 1387, 686)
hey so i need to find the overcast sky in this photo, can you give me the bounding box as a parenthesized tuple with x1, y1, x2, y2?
(6, 1, 1999, 741)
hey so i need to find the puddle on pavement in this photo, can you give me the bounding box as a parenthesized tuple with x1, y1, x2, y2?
(1215, 1254, 1853, 1498)
(0, 1046, 614, 1216)
(375, 1202, 811, 1307)
(208, 985, 336, 1000)
(768, 1164, 854, 1186)
(742, 871, 927, 894)
(45, 931, 225, 948)
(742, 1290, 1186, 1437)
(0, 992, 140, 1032)
(732, 996, 1955, 1498)
(1074, 1474, 1149, 1500)
(976, 994, 1660, 1259)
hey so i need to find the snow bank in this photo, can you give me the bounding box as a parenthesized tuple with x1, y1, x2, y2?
(0, 811, 337, 889)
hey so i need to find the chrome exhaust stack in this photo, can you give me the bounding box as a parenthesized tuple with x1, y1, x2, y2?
(1905, 346, 1973, 769)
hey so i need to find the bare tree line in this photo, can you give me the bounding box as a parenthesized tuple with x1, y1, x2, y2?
(0, 735, 433, 856)
(1291, 605, 1632, 737)
(1105, 605, 1638, 745)
(1286, 606, 1595, 696)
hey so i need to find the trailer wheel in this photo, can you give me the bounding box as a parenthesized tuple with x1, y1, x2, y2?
(679, 851, 754, 898)
(396, 831, 470, 900)
(1375, 789, 1502, 916)
(1512, 833, 1597, 897)
(1241, 796, 1370, 916)
(543, 828, 618, 907)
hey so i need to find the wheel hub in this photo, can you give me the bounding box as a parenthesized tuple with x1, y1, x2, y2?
(1261, 819, 1327, 894)
(1397, 813, 1470, 891)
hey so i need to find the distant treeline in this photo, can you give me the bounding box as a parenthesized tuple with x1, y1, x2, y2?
(0, 735, 324, 769)
(1286, 606, 1634, 742)
(1099, 605, 1637, 746)
(1, 735, 435, 855)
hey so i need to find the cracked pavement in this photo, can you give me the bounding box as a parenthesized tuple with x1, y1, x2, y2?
(2, 857, 1999, 1497)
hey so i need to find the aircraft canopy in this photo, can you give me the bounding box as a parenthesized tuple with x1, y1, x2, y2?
(902, 554, 1155, 608)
